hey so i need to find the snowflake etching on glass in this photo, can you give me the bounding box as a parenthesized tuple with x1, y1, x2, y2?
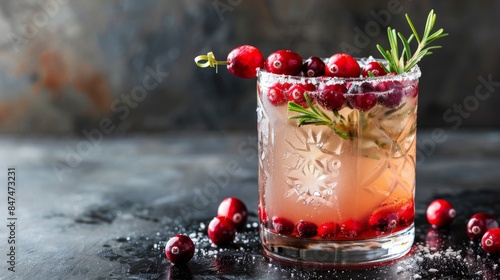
(284, 126, 342, 206)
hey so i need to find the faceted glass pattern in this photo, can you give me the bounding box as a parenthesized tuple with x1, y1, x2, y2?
(257, 62, 421, 266)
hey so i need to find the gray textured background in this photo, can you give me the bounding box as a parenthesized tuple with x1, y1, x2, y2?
(0, 0, 498, 135)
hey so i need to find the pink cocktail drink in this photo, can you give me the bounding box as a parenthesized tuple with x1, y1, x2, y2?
(257, 60, 420, 266)
(194, 9, 445, 267)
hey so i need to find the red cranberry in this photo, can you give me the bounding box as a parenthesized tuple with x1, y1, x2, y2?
(226, 45, 264, 79)
(368, 208, 399, 233)
(398, 201, 415, 227)
(466, 213, 499, 240)
(325, 53, 360, 78)
(296, 220, 318, 238)
(318, 222, 339, 239)
(207, 216, 236, 246)
(265, 50, 302, 75)
(272, 216, 294, 235)
(426, 199, 456, 228)
(316, 83, 347, 111)
(375, 80, 403, 108)
(347, 82, 378, 111)
(217, 197, 248, 230)
(301, 56, 325, 77)
(265, 82, 291, 106)
(481, 228, 500, 254)
(340, 219, 364, 238)
(287, 83, 316, 108)
(404, 83, 419, 98)
(258, 203, 268, 223)
(362, 61, 388, 77)
(165, 234, 195, 264)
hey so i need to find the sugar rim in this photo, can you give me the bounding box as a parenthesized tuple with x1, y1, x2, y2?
(257, 57, 421, 87)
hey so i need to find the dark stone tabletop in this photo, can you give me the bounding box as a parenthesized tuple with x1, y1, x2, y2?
(1, 129, 500, 279)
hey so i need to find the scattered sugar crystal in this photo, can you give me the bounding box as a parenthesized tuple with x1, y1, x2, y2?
(429, 268, 438, 273)
(413, 274, 422, 279)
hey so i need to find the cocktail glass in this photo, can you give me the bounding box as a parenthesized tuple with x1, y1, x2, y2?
(256, 58, 420, 267)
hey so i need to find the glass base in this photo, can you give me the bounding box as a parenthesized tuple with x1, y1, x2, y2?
(261, 224, 414, 268)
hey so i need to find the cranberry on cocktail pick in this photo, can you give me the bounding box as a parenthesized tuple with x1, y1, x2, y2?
(325, 53, 360, 78)
(165, 234, 195, 264)
(265, 50, 303, 75)
(301, 56, 325, 77)
(361, 61, 388, 77)
(194, 45, 264, 79)
(226, 45, 264, 78)
(426, 199, 456, 228)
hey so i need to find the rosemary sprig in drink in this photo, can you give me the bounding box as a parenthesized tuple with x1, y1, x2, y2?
(288, 10, 446, 137)
(288, 94, 350, 140)
(376, 9, 448, 74)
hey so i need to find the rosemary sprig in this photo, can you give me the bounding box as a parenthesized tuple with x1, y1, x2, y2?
(376, 9, 448, 74)
(287, 10, 446, 144)
(288, 94, 350, 140)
